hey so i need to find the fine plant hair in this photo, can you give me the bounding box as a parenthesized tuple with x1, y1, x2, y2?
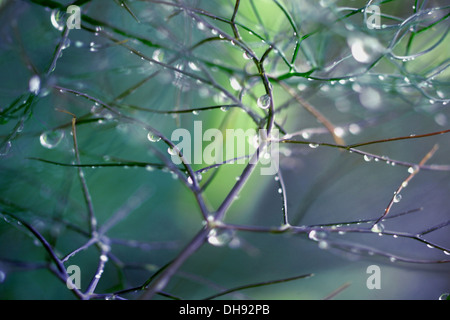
(0, 0, 449, 300)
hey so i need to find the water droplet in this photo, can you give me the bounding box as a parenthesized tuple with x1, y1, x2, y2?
(100, 254, 108, 262)
(348, 36, 384, 63)
(167, 146, 178, 156)
(371, 223, 384, 233)
(436, 90, 445, 99)
(0, 141, 12, 157)
(192, 110, 200, 116)
(50, 9, 65, 31)
(145, 165, 154, 172)
(393, 193, 402, 203)
(147, 132, 161, 142)
(443, 251, 450, 256)
(152, 49, 163, 62)
(207, 229, 234, 247)
(29, 75, 41, 95)
(364, 155, 373, 162)
(308, 143, 319, 149)
(257, 94, 271, 109)
(243, 51, 252, 60)
(188, 61, 200, 71)
(197, 22, 205, 31)
(61, 38, 71, 50)
(359, 87, 381, 110)
(439, 293, 449, 300)
(94, 26, 103, 35)
(389, 257, 397, 263)
(39, 130, 65, 149)
(308, 230, 327, 241)
(89, 41, 100, 52)
(277, 188, 282, 194)
(230, 77, 242, 91)
(434, 113, 447, 126)
(220, 106, 229, 112)
(318, 240, 329, 250)
(334, 127, 345, 138)
(408, 166, 417, 174)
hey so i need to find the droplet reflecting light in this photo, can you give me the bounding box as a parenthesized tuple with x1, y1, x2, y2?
(257, 94, 271, 109)
(40, 130, 65, 149)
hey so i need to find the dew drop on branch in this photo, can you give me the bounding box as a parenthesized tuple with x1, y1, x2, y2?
(348, 36, 384, 64)
(230, 77, 242, 91)
(257, 94, 271, 109)
(152, 49, 164, 62)
(0, 141, 12, 157)
(434, 113, 447, 126)
(147, 132, 161, 142)
(393, 193, 402, 203)
(408, 166, 418, 174)
(39, 130, 65, 149)
(61, 38, 71, 50)
(318, 240, 329, 250)
(28, 75, 41, 95)
(439, 293, 449, 300)
(207, 229, 234, 247)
